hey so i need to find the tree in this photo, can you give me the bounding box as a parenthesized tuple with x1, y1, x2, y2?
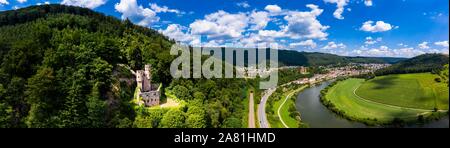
(133, 115, 152, 128)
(221, 117, 242, 128)
(160, 109, 186, 128)
(25, 67, 58, 128)
(0, 103, 13, 128)
(172, 85, 191, 100)
(86, 83, 107, 128)
(186, 114, 207, 128)
(116, 117, 133, 128)
(57, 70, 88, 128)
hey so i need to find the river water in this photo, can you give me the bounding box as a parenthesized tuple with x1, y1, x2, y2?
(295, 81, 449, 128)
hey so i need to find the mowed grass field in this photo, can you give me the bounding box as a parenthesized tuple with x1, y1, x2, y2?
(356, 73, 449, 110)
(274, 86, 307, 128)
(325, 79, 434, 123)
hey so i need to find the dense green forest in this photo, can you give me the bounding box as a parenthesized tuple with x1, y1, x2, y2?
(278, 50, 405, 66)
(375, 53, 449, 76)
(0, 5, 174, 128)
(0, 5, 261, 128)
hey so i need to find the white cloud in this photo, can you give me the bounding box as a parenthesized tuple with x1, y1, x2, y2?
(434, 41, 449, 48)
(150, 3, 181, 14)
(0, 0, 9, 5)
(249, 11, 270, 30)
(365, 37, 382, 45)
(115, 0, 159, 26)
(185, 4, 329, 47)
(360, 20, 394, 32)
(418, 42, 430, 49)
(237, 1, 250, 8)
(290, 40, 317, 48)
(265, 5, 282, 13)
(322, 42, 346, 50)
(160, 24, 200, 45)
(114, 0, 181, 27)
(283, 4, 329, 39)
(323, 0, 349, 19)
(61, 0, 107, 9)
(37, 1, 50, 5)
(364, 0, 373, 6)
(365, 37, 376, 45)
(17, 0, 26, 4)
(189, 10, 248, 40)
(350, 45, 430, 57)
(258, 30, 285, 38)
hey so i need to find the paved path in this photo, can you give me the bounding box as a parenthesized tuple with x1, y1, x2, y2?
(257, 88, 276, 128)
(248, 92, 255, 128)
(277, 86, 307, 128)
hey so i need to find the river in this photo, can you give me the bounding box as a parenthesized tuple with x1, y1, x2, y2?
(295, 81, 449, 128)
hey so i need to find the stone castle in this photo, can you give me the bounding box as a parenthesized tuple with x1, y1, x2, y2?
(136, 65, 161, 107)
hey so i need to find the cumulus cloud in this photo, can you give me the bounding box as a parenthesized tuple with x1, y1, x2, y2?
(17, 0, 26, 3)
(237, 1, 250, 8)
(290, 40, 317, 48)
(37, 1, 50, 5)
(360, 20, 395, 32)
(160, 24, 200, 45)
(283, 4, 329, 39)
(323, 0, 349, 19)
(115, 0, 181, 27)
(249, 11, 270, 30)
(61, 0, 107, 9)
(0, 0, 9, 5)
(349, 45, 432, 57)
(150, 3, 181, 14)
(435, 41, 449, 48)
(189, 10, 249, 40)
(184, 4, 329, 48)
(365, 36, 382, 45)
(364, 0, 373, 6)
(258, 30, 285, 38)
(322, 42, 346, 50)
(265, 5, 282, 13)
(418, 42, 430, 49)
(115, 0, 159, 26)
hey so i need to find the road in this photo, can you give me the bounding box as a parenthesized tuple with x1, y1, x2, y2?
(248, 92, 255, 128)
(257, 88, 276, 128)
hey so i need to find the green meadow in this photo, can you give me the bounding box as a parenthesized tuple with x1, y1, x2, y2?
(323, 73, 449, 124)
(356, 73, 449, 110)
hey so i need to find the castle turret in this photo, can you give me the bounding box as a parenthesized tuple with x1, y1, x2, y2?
(136, 70, 144, 89)
(145, 64, 152, 84)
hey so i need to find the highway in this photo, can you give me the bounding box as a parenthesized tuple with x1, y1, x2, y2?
(257, 88, 276, 128)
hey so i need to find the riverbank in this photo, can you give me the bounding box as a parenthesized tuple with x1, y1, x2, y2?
(267, 83, 308, 128)
(276, 86, 308, 128)
(320, 78, 449, 126)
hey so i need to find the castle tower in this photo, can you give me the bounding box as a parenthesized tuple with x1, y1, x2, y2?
(136, 70, 144, 89)
(144, 64, 152, 84)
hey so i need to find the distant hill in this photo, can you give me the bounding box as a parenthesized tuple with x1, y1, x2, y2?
(375, 53, 449, 76)
(277, 50, 406, 66)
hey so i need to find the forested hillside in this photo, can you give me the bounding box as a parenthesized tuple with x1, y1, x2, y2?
(0, 4, 257, 128)
(0, 4, 175, 128)
(375, 53, 449, 76)
(278, 50, 405, 66)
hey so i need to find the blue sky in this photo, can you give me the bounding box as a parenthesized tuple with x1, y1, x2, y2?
(0, 0, 448, 57)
